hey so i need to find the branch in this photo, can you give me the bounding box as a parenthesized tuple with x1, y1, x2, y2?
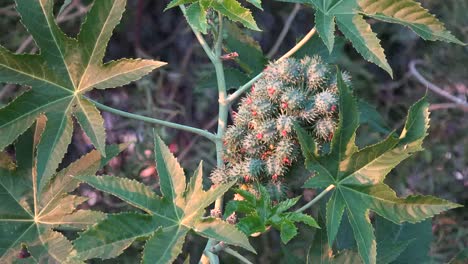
(227, 27, 317, 104)
(88, 98, 217, 142)
(267, 3, 301, 58)
(409, 60, 467, 108)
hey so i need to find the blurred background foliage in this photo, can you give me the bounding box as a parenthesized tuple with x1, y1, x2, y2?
(0, 0, 466, 263)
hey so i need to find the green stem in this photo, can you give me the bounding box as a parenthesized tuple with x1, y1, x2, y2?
(89, 98, 216, 142)
(203, 12, 229, 264)
(296, 184, 335, 213)
(182, 7, 228, 263)
(226, 27, 317, 104)
(223, 247, 254, 264)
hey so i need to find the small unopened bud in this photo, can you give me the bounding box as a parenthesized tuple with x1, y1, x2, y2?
(210, 208, 222, 218)
(226, 213, 237, 224)
(17, 244, 30, 259)
(220, 52, 239, 60)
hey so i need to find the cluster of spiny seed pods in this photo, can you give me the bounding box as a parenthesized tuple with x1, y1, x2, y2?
(211, 56, 349, 199)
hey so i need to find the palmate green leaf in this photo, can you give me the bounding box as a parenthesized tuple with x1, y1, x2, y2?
(358, 100, 391, 134)
(73, 134, 254, 263)
(224, 22, 268, 76)
(375, 216, 432, 264)
(167, 0, 260, 31)
(276, 0, 464, 76)
(185, 2, 209, 34)
(246, 0, 263, 10)
(211, 0, 260, 31)
(225, 186, 319, 244)
(295, 71, 461, 264)
(0, 0, 165, 182)
(0, 118, 125, 263)
(307, 226, 362, 264)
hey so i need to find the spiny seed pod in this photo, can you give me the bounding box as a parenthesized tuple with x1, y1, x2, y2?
(247, 158, 265, 177)
(302, 56, 329, 90)
(280, 88, 307, 112)
(251, 99, 277, 120)
(233, 105, 252, 127)
(314, 90, 338, 115)
(275, 138, 296, 161)
(276, 115, 296, 137)
(300, 103, 318, 122)
(265, 59, 303, 85)
(328, 71, 351, 93)
(261, 80, 285, 102)
(242, 133, 265, 157)
(266, 156, 287, 177)
(218, 56, 346, 199)
(254, 121, 277, 143)
(210, 167, 229, 185)
(315, 117, 337, 141)
(224, 126, 246, 149)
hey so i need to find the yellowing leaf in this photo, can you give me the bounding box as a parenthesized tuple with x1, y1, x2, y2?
(0, 0, 165, 178)
(0, 120, 125, 263)
(279, 0, 464, 75)
(74, 133, 254, 263)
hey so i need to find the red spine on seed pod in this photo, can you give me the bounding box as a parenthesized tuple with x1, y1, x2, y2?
(272, 174, 278, 181)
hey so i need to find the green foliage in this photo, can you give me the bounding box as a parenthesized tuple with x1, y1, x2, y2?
(73, 134, 254, 263)
(168, 0, 260, 33)
(295, 71, 461, 264)
(0, 0, 165, 174)
(225, 186, 319, 244)
(375, 216, 432, 264)
(449, 249, 468, 264)
(0, 0, 464, 263)
(357, 100, 391, 134)
(311, 215, 435, 264)
(308, 226, 363, 264)
(0, 118, 125, 263)
(277, 0, 464, 76)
